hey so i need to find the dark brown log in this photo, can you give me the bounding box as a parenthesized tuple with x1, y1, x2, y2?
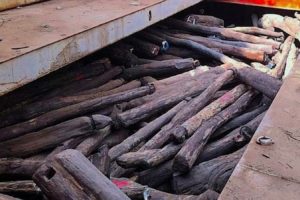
(172, 84, 247, 143)
(0, 181, 40, 195)
(75, 119, 112, 156)
(126, 37, 160, 58)
(100, 129, 131, 148)
(117, 143, 182, 169)
(173, 147, 245, 194)
(229, 26, 284, 37)
(171, 33, 266, 62)
(0, 115, 111, 158)
(165, 18, 281, 48)
(33, 149, 130, 200)
(173, 90, 256, 173)
(110, 161, 136, 178)
(185, 14, 224, 27)
(0, 158, 43, 178)
(110, 100, 188, 160)
(236, 67, 282, 99)
(270, 36, 295, 79)
(89, 145, 110, 177)
(0, 193, 21, 200)
(137, 160, 173, 187)
(210, 38, 275, 54)
(76, 78, 126, 95)
(259, 14, 300, 41)
(154, 54, 183, 61)
(136, 31, 170, 51)
(122, 58, 197, 80)
(167, 47, 200, 58)
(140, 70, 234, 150)
(149, 29, 245, 66)
(0, 85, 154, 141)
(112, 178, 219, 200)
(197, 112, 265, 163)
(212, 105, 267, 139)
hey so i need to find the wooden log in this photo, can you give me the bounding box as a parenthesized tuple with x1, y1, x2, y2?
(283, 41, 298, 79)
(210, 38, 275, 55)
(154, 54, 183, 61)
(149, 29, 245, 66)
(110, 162, 136, 178)
(126, 37, 160, 58)
(173, 90, 256, 173)
(270, 36, 295, 79)
(89, 145, 110, 177)
(236, 67, 282, 99)
(185, 14, 224, 27)
(137, 160, 174, 187)
(0, 85, 154, 141)
(229, 26, 284, 38)
(172, 84, 247, 143)
(33, 149, 130, 200)
(100, 129, 131, 148)
(166, 46, 200, 58)
(0, 193, 21, 200)
(0, 158, 43, 178)
(136, 31, 170, 51)
(259, 14, 300, 42)
(112, 178, 219, 200)
(140, 70, 234, 150)
(197, 112, 265, 163)
(109, 100, 188, 161)
(0, 181, 40, 195)
(212, 105, 267, 139)
(122, 58, 197, 80)
(0, 115, 111, 158)
(165, 18, 281, 48)
(171, 33, 266, 62)
(251, 62, 271, 73)
(173, 147, 245, 194)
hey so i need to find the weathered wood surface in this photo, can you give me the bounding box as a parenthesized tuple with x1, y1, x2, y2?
(173, 90, 256, 173)
(126, 37, 160, 58)
(110, 100, 188, 160)
(137, 31, 170, 51)
(112, 178, 219, 200)
(229, 26, 284, 37)
(100, 129, 131, 148)
(166, 18, 281, 48)
(0, 85, 154, 141)
(89, 145, 110, 177)
(0, 181, 40, 195)
(185, 14, 224, 27)
(173, 147, 245, 195)
(0, 193, 21, 200)
(140, 70, 234, 150)
(0, 115, 111, 158)
(172, 84, 247, 143)
(33, 149, 130, 200)
(236, 67, 282, 99)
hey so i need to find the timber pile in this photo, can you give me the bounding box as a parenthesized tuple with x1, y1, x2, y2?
(0, 10, 298, 200)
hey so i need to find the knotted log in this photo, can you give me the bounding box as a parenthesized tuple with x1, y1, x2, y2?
(172, 147, 246, 194)
(185, 14, 224, 27)
(112, 178, 219, 200)
(122, 58, 198, 80)
(236, 67, 282, 99)
(173, 90, 256, 173)
(140, 70, 234, 150)
(0, 115, 111, 158)
(89, 145, 110, 177)
(165, 18, 281, 48)
(33, 149, 130, 200)
(109, 100, 188, 161)
(172, 84, 247, 143)
(0, 85, 154, 141)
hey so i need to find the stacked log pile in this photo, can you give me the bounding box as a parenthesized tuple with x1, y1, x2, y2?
(0, 10, 298, 200)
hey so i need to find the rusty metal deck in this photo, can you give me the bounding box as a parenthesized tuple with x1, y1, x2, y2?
(0, 0, 202, 96)
(220, 56, 300, 200)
